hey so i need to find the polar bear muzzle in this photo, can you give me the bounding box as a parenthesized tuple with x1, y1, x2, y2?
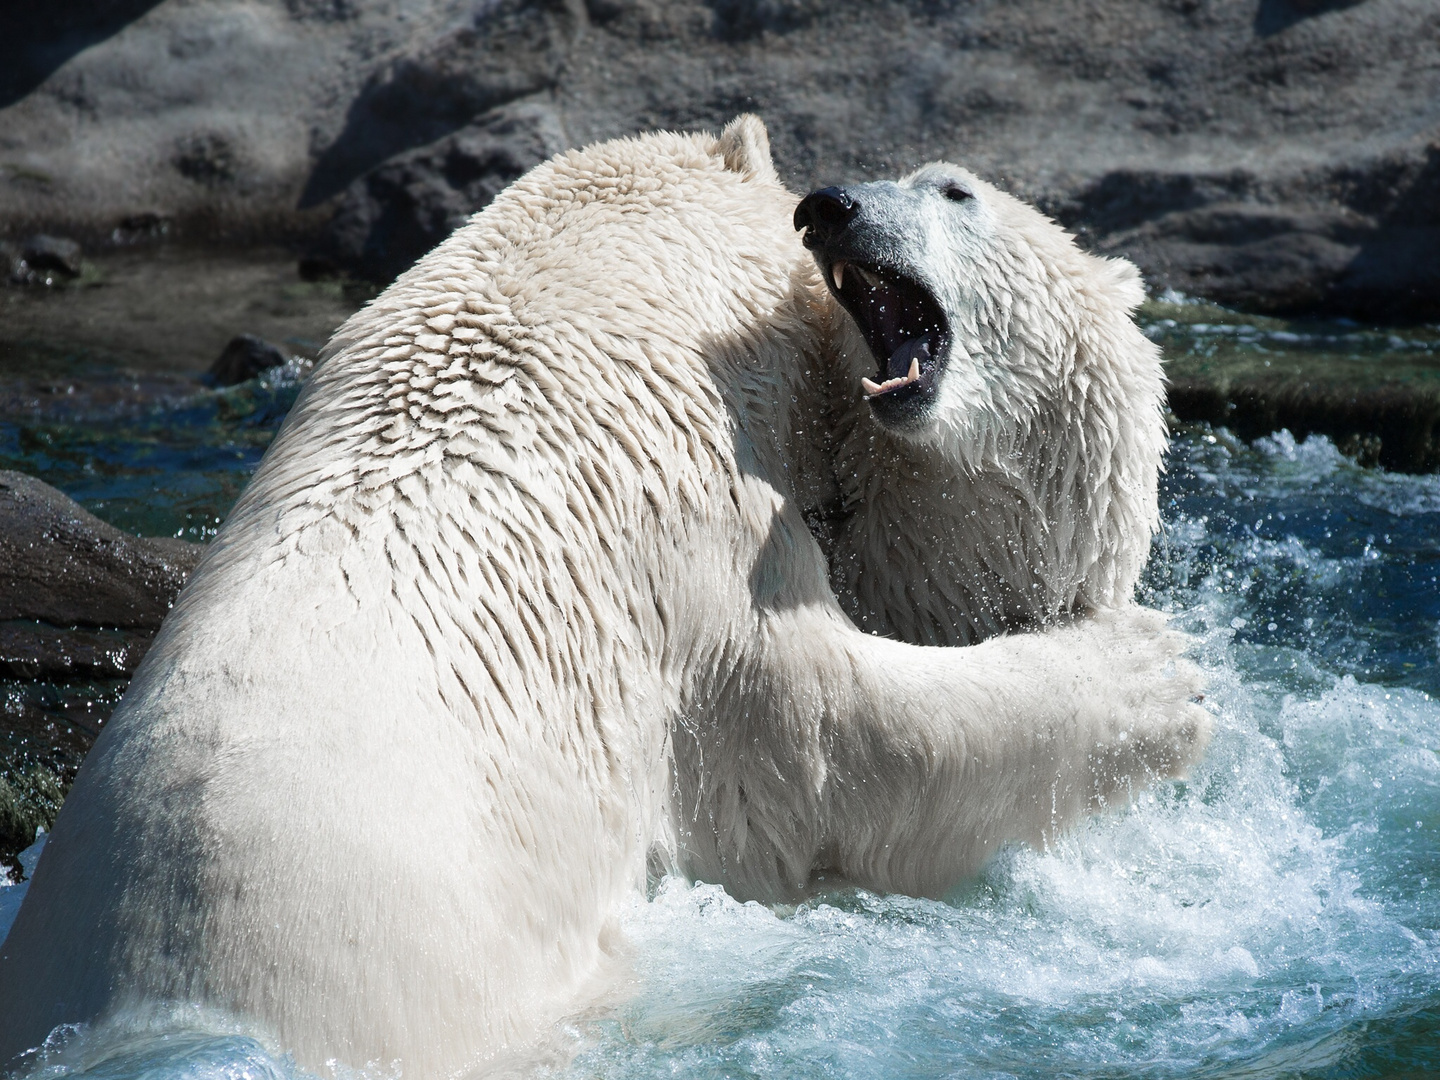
(794, 185, 950, 430)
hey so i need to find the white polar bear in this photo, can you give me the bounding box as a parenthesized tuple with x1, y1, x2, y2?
(790, 171, 1168, 647)
(0, 118, 1206, 1077)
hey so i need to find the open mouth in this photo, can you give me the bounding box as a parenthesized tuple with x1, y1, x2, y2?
(824, 260, 948, 416)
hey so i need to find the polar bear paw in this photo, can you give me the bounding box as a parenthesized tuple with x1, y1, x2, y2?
(1066, 605, 1212, 804)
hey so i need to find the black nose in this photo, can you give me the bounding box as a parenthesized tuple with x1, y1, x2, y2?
(794, 187, 859, 245)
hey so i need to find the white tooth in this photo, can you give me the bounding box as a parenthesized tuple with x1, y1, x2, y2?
(832, 261, 845, 290)
(861, 377, 883, 396)
(907, 357, 920, 382)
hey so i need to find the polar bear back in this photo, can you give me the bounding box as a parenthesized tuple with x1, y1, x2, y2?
(0, 125, 819, 1075)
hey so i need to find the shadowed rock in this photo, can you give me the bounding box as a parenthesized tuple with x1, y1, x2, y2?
(207, 333, 289, 387)
(18, 235, 83, 278)
(304, 98, 567, 283)
(298, 0, 579, 209)
(0, 622, 152, 681)
(1169, 376, 1440, 473)
(0, 0, 167, 109)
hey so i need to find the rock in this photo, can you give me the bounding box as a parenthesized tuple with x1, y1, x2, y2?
(298, 0, 579, 208)
(1152, 304, 1440, 472)
(0, 470, 203, 630)
(0, 690, 102, 877)
(207, 333, 289, 386)
(0, 470, 203, 870)
(0, 0, 1436, 316)
(303, 98, 569, 283)
(21, 234, 82, 277)
(4, 234, 83, 285)
(0, 622, 153, 681)
(1169, 377, 1440, 473)
(1064, 147, 1440, 321)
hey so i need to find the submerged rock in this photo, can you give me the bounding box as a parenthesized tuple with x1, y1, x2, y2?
(207, 333, 289, 387)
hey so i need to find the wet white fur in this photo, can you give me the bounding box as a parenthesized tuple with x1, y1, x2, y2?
(0, 118, 1207, 1077)
(807, 166, 1168, 645)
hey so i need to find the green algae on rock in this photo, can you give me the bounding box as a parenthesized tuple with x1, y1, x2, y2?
(1148, 299, 1440, 473)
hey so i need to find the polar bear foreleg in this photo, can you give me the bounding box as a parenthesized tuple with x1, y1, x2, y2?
(756, 604, 1210, 899)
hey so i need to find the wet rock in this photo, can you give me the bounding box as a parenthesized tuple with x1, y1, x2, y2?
(0, 470, 202, 869)
(0, 470, 203, 630)
(1169, 376, 1440, 473)
(304, 98, 568, 284)
(0, 689, 106, 876)
(5, 234, 83, 286)
(1154, 307, 1440, 472)
(109, 211, 172, 245)
(207, 333, 289, 387)
(21, 235, 82, 277)
(0, 622, 152, 681)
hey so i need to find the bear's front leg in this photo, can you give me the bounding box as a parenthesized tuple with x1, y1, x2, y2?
(686, 600, 1209, 902)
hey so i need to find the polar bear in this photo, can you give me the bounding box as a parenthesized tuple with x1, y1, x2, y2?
(0, 118, 1206, 1077)
(790, 173, 1168, 649)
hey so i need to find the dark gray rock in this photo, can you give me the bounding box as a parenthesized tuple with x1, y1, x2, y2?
(0, 622, 153, 681)
(299, 0, 580, 208)
(5, 234, 83, 285)
(0, 0, 1437, 317)
(1067, 147, 1440, 320)
(304, 98, 568, 283)
(1, 685, 106, 875)
(0, 470, 204, 868)
(0, 470, 203, 631)
(21, 234, 82, 277)
(207, 333, 289, 386)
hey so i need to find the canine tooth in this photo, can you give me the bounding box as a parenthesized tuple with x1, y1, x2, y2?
(907, 357, 920, 381)
(861, 376, 883, 396)
(832, 261, 846, 290)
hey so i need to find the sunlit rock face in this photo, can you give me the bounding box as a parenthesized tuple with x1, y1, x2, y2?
(1, 0, 1437, 317)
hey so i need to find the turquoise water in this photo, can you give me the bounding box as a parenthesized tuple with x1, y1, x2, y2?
(4, 337, 1440, 1076)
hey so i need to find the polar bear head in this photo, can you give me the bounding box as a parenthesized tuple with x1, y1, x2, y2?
(793, 165, 1153, 462)
(793, 160, 1167, 641)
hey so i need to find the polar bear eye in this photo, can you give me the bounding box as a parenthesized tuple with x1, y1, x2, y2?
(942, 183, 973, 203)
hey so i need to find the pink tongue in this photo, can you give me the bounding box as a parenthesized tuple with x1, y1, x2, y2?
(888, 338, 930, 379)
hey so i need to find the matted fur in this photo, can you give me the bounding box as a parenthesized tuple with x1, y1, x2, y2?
(808, 165, 1168, 645)
(0, 118, 1206, 1077)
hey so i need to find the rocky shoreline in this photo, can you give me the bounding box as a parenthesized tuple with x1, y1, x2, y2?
(2, 0, 1437, 319)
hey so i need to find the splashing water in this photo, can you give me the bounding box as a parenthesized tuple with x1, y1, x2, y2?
(4, 424, 1440, 1078)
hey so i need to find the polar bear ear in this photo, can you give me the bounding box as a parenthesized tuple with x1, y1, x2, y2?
(717, 114, 779, 184)
(1098, 254, 1148, 313)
